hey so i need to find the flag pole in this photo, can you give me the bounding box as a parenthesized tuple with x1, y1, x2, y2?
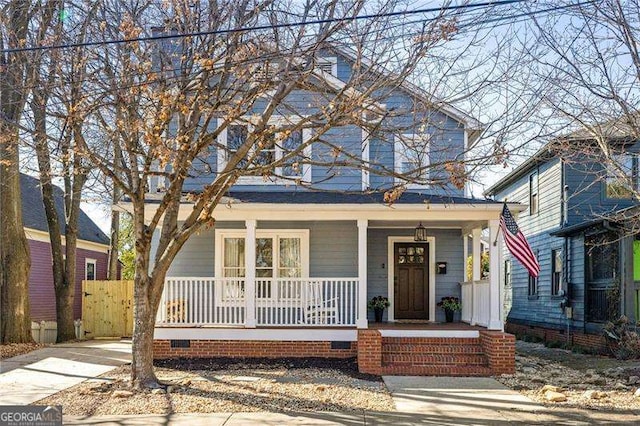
(493, 200, 507, 246)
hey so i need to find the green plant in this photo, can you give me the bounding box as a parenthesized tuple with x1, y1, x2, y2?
(437, 296, 461, 312)
(603, 315, 640, 360)
(368, 296, 390, 310)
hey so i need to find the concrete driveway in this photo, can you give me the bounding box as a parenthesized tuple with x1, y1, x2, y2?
(0, 339, 131, 405)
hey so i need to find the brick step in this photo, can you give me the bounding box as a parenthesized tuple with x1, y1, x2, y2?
(382, 344, 484, 354)
(381, 364, 493, 377)
(382, 353, 488, 366)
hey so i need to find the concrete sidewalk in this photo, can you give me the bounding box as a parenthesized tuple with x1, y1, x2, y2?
(0, 339, 131, 405)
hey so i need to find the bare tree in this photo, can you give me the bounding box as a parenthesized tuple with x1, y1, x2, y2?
(62, 0, 528, 388)
(0, 0, 60, 343)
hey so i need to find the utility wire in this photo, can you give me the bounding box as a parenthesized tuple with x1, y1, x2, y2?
(2, 0, 529, 54)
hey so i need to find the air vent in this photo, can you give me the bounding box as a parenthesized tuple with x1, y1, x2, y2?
(170, 339, 191, 348)
(330, 341, 352, 350)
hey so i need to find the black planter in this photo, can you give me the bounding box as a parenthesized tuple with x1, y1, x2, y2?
(444, 308, 454, 323)
(374, 307, 385, 322)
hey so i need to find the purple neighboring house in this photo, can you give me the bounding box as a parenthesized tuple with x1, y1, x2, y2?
(20, 173, 113, 323)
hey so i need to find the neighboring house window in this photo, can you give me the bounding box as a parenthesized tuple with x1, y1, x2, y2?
(605, 153, 635, 199)
(394, 133, 430, 186)
(529, 171, 539, 215)
(587, 238, 617, 281)
(528, 251, 538, 297)
(551, 249, 563, 296)
(85, 259, 97, 281)
(504, 259, 511, 287)
(217, 118, 312, 184)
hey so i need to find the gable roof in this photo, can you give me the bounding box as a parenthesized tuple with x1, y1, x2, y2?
(20, 173, 110, 246)
(486, 115, 640, 197)
(328, 45, 484, 143)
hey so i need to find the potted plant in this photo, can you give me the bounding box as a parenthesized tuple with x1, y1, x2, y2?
(437, 296, 461, 323)
(368, 296, 390, 322)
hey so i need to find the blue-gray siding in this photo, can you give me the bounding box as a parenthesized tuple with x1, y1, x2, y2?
(153, 222, 465, 323)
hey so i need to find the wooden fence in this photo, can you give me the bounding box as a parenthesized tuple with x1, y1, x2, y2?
(82, 280, 134, 338)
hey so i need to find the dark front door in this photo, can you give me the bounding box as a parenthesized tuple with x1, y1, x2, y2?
(394, 242, 429, 320)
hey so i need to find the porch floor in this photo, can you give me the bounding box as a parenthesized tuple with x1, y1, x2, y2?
(369, 321, 484, 330)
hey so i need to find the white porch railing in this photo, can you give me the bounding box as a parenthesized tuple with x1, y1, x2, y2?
(460, 280, 490, 327)
(157, 277, 358, 327)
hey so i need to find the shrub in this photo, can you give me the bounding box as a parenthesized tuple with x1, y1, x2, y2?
(603, 316, 640, 360)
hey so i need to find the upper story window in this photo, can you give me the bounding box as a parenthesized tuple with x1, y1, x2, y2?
(551, 248, 563, 296)
(529, 171, 539, 215)
(217, 118, 312, 184)
(394, 133, 430, 187)
(605, 153, 636, 199)
(85, 259, 97, 281)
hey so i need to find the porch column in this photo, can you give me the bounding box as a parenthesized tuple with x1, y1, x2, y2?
(488, 219, 503, 330)
(470, 227, 482, 325)
(245, 219, 257, 328)
(463, 233, 469, 279)
(357, 219, 368, 329)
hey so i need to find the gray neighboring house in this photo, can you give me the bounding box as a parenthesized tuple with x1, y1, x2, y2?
(486, 128, 640, 349)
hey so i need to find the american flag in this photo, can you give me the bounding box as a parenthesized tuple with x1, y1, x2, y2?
(500, 203, 540, 277)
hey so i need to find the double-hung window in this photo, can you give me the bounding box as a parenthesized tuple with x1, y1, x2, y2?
(551, 249, 562, 296)
(217, 118, 311, 183)
(529, 171, 539, 215)
(605, 153, 636, 199)
(85, 259, 97, 281)
(394, 133, 430, 187)
(528, 250, 538, 298)
(216, 230, 310, 300)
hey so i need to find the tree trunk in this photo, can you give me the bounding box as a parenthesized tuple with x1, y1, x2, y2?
(55, 280, 76, 341)
(131, 273, 164, 389)
(0, 125, 33, 344)
(108, 210, 120, 280)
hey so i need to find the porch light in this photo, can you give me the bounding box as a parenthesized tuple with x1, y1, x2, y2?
(414, 222, 427, 241)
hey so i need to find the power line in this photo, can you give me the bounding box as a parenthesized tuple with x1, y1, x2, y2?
(2, 0, 529, 54)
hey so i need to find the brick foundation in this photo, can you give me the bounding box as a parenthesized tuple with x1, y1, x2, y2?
(357, 329, 382, 375)
(505, 322, 608, 352)
(153, 339, 357, 359)
(479, 330, 516, 375)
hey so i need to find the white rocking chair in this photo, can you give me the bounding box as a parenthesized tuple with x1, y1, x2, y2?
(302, 280, 340, 325)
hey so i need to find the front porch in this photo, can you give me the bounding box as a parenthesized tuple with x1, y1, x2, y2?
(149, 198, 520, 375)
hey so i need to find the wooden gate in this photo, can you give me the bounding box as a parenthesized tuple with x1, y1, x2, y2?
(82, 280, 134, 338)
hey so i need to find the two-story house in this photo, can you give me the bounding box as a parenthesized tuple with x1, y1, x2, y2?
(486, 128, 640, 350)
(133, 46, 519, 376)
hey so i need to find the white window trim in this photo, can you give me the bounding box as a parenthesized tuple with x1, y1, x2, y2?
(394, 133, 430, 189)
(317, 56, 338, 77)
(216, 117, 312, 185)
(85, 258, 97, 281)
(214, 229, 310, 279)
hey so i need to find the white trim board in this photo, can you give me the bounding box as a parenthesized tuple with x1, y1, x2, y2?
(387, 236, 436, 322)
(24, 227, 110, 253)
(154, 327, 357, 341)
(378, 329, 479, 338)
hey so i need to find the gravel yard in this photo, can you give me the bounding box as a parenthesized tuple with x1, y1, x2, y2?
(35, 357, 394, 416)
(0, 343, 45, 360)
(496, 341, 640, 412)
